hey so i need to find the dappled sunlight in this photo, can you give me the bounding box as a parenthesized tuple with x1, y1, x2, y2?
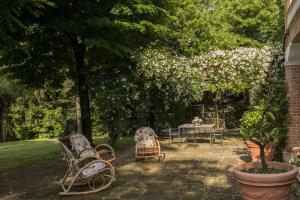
(203, 175, 230, 187)
(1, 136, 299, 199)
(118, 162, 162, 175)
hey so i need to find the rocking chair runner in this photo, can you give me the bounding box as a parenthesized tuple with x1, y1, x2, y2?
(134, 127, 165, 161)
(69, 133, 116, 162)
(57, 139, 115, 195)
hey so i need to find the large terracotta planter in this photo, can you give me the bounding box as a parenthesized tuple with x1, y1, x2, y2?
(234, 162, 297, 200)
(244, 141, 276, 161)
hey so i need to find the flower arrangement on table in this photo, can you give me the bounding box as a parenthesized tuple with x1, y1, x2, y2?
(192, 117, 203, 126)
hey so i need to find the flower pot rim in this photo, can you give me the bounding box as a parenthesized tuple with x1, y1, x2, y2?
(234, 162, 297, 184)
(244, 140, 277, 147)
(234, 162, 298, 199)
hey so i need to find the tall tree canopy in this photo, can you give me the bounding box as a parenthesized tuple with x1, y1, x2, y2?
(0, 0, 285, 144)
(0, 0, 53, 48)
(168, 0, 284, 55)
(0, 0, 169, 142)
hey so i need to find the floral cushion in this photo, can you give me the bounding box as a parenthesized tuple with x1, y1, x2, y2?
(134, 127, 157, 148)
(80, 162, 106, 178)
(69, 134, 96, 158)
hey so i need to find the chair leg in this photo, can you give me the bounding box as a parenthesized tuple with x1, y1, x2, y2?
(210, 132, 212, 148)
(221, 135, 223, 145)
(59, 161, 115, 196)
(169, 135, 173, 143)
(159, 153, 166, 161)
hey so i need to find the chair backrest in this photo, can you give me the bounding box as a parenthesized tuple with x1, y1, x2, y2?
(134, 127, 157, 147)
(69, 133, 92, 154)
(58, 137, 76, 161)
(207, 118, 225, 129)
(215, 118, 225, 129)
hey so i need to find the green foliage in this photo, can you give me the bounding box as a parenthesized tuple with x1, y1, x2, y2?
(0, 0, 170, 143)
(167, 0, 284, 55)
(240, 51, 288, 165)
(240, 110, 263, 140)
(0, 0, 54, 48)
(137, 46, 275, 118)
(8, 81, 76, 140)
(0, 77, 25, 142)
(221, 0, 283, 44)
(240, 52, 287, 145)
(10, 95, 63, 139)
(89, 46, 279, 140)
(0, 0, 286, 145)
(240, 100, 279, 144)
(0, 0, 170, 87)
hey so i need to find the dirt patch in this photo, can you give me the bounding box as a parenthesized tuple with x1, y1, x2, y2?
(1, 136, 299, 200)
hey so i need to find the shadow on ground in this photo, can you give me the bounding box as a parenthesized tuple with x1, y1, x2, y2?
(0, 136, 299, 200)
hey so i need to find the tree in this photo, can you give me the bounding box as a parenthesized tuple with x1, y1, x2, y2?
(167, 0, 284, 55)
(0, 78, 15, 142)
(0, 0, 53, 48)
(219, 0, 283, 45)
(0, 0, 169, 143)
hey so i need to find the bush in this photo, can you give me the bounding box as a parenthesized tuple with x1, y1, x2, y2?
(9, 96, 63, 139)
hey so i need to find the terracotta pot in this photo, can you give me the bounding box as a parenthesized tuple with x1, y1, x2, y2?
(234, 162, 297, 200)
(244, 141, 276, 161)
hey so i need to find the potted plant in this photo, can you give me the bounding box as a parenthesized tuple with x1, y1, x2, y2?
(297, 156, 300, 182)
(234, 90, 297, 200)
(241, 109, 276, 162)
(292, 147, 300, 182)
(240, 109, 276, 162)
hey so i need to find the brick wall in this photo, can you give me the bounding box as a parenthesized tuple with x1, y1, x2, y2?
(285, 65, 300, 147)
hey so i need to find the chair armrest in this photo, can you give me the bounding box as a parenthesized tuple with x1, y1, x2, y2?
(94, 144, 116, 162)
(155, 139, 161, 152)
(77, 148, 100, 159)
(94, 144, 115, 153)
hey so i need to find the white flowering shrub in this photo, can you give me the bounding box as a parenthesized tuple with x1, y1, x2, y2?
(138, 46, 275, 100)
(92, 46, 281, 143)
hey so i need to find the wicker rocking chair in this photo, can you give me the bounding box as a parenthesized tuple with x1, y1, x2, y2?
(134, 127, 165, 161)
(57, 139, 115, 195)
(68, 133, 116, 162)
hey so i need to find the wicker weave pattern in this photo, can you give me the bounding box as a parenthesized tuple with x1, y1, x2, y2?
(134, 127, 165, 161)
(57, 139, 116, 196)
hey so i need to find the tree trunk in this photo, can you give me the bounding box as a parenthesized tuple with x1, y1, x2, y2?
(76, 97, 82, 134)
(72, 39, 92, 143)
(148, 87, 156, 129)
(0, 110, 3, 143)
(258, 144, 268, 169)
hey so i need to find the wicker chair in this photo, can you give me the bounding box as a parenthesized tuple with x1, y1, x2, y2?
(57, 138, 115, 195)
(69, 133, 116, 162)
(211, 119, 225, 145)
(134, 127, 165, 161)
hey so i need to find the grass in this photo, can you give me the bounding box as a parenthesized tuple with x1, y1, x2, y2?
(0, 139, 61, 174)
(0, 135, 134, 174)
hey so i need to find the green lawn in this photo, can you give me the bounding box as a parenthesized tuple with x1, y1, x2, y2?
(0, 139, 61, 174)
(0, 136, 133, 174)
